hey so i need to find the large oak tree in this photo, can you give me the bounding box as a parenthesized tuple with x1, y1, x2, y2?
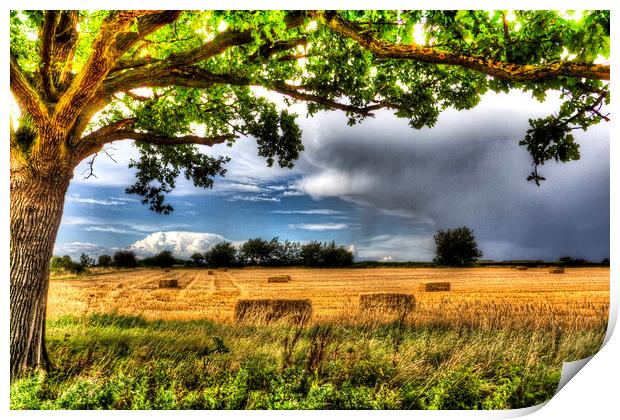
(9, 10, 609, 379)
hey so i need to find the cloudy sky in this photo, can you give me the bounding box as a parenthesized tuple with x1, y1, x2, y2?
(54, 89, 610, 262)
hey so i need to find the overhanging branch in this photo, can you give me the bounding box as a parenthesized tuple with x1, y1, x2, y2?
(78, 119, 237, 162)
(315, 11, 610, 82)
(110, 130, 238, 146)
(104, 66, 395, 117)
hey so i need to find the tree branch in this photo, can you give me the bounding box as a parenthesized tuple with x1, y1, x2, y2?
(52, 11, 181, 132)
(269, 82, 393, 116)
(315, 11, 610, 81)
(77, 118, 237, 161)
(110, 12, 306, 74)
(37, 11, 80, 99)
(114, 131, 238, 146)
(249, 37, 308, 61)
(38, 11, 59, 98)
(10, 54, 49, 124)
(104, 66, 395, 117)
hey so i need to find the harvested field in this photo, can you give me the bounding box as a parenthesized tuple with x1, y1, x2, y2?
(234, 298, 312, 324)
(359, 292, 415, 319)
(47, 267, 609, 329)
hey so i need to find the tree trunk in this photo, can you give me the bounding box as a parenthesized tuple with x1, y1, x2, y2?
(10, 161, 72, 380)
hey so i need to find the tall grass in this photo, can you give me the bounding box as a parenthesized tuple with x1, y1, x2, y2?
(11, 312, 606, 410)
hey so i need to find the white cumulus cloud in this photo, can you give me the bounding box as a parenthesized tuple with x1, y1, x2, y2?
(295, 169, 375, 199)
(129, 231, 227, 258)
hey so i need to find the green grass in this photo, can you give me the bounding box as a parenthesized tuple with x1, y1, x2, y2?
(10, 313, 605, 410)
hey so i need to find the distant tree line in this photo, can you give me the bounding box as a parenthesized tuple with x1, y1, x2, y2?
(50, 238, 355, 272)
(192, 238, 354, 268)
(51, 229, 609, 273)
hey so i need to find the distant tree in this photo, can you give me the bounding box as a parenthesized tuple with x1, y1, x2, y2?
(601, 258, 610, 266)
(50, 255, 84, 274)
(433, 227, 483, 267)
(276, 240, 303, 266)
(298, 241, 353, 267)
(239, 237, 280, 266)
(142, 250, 176, 268)
(558, 256, 589, 267)
(300, 241, 324, 267)
(205, 242, 237, 268)
(79, 253, 95, 269)
(321, 241, 354, 267)
(97, 254, 113, 267)
(190, 252, 205, 266)
(113, 250, 138, 268)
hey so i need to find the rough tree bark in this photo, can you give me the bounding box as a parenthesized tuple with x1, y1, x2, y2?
(10, 150, 73, 379)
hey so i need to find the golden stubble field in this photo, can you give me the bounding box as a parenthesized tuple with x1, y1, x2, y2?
(47, 267, 610, 331)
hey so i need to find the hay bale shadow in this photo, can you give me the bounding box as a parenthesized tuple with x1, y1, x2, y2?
(418, 281, 451, 292)
(234, 299, 312, 325)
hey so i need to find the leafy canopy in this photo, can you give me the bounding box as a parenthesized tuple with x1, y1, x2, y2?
(10, 10, 610, 211)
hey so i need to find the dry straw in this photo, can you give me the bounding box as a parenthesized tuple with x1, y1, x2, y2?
(234, 299, 312, 325)
(359, 292, 415, 314)
(267, 275, 290, 283)
(418, 281, 451, 292)
(159, 279, 179, 288)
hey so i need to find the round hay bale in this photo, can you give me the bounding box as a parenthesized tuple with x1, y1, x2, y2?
(159, 279, 179, 288)
(418, 281, 451, 292)
(267, 275, 290, 283)
(359, 293, 415, 314)
(234, 299, 312, 325)
(516, 266, 528, 270)
(207, 270, 214, 275)
(164, 268, 171, 272)
(549, 268, 565, 274)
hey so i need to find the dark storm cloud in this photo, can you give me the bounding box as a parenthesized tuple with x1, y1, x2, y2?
(294, 93, 610, 261)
